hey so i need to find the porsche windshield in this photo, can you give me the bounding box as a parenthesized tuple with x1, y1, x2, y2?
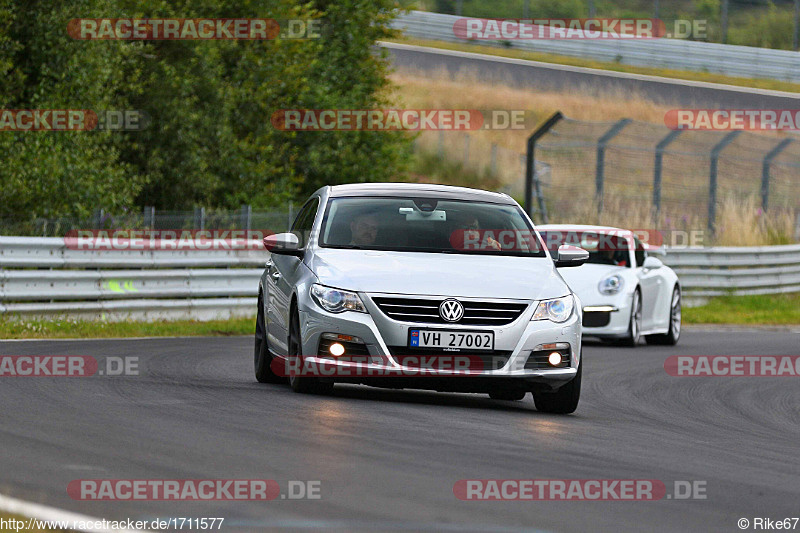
(319, 196, 546, 256)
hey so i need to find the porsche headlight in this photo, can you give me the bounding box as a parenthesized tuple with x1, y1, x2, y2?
(310, 284, 367, 313)
(598, 274, 624, 295)
(532, 295, 574, 323)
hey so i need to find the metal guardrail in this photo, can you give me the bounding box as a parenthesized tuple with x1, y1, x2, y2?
(392, 11, 800, 84)
(0, 237, 265, 321)
(663, 244, 800, 296)
(1, 237, 798, 321)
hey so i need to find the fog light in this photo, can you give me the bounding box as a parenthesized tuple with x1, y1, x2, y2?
(548, 352, 562, 366)
(329, 343, 345, 357)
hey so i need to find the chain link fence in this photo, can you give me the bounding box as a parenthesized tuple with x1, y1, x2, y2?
(534, 116, 800, 242)
(0, 205, 296, 237)
(412, 115, 800, 245)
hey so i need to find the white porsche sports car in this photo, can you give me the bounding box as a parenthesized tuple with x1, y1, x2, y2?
(537, 225, 681, 346)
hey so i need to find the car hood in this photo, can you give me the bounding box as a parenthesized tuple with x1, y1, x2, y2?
(308, 249, 568, 301)
(557, 263, 628, 300)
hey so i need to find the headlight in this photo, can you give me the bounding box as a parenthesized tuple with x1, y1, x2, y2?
(310, 284, 366, 313)
(598, 274, 624, 295)
(532, 295, 574, 323)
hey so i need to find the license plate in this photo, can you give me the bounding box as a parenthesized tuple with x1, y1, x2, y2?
(408, 329, 494, 351)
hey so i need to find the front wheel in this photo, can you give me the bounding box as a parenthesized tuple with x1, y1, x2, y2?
(532, 355, 581, 414)
(646, 286, 681, 346)
(287, 308, 334, 395)
(619, 289, 642, 347)
(254, 292, 282, 384)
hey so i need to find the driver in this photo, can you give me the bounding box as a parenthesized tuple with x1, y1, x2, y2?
(349, 212, 379, 246)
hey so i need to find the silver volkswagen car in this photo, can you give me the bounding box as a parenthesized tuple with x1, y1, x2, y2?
(254, 183, 588, 413)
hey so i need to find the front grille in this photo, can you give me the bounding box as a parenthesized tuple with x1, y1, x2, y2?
(583, 311, 611, 328)
(524, 349, 571, 369)
(371, 296, 528, 326)
(387, 346, 511, 370)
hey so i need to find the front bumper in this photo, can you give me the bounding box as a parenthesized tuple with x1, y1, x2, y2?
(293, 291, 581, 391)
(580, 291, 633, 337)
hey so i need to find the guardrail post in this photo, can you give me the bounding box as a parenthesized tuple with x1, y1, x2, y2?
(526, 111, 563, 222)
(595, 118, 632, 217)
(708, 131, 741, 237)
(463, 133, 470, 167)
(761, 138, 792, 212)
(490, 143, 497, 176)
(653, 129, 682, 223)
(438, 130, 444, 159)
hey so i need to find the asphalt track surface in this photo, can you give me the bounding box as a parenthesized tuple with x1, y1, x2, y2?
(385, 42, 800, 109)
(1, 328, 798, 532)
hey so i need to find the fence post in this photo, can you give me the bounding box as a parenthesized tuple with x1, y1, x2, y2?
(795, 212, 800, 242)
(193, 207, 205, 230)
(761, 138, 792, 212)
(653, 129, 682, 223)
(595, 118, 632, 217)
(526, 111, 563, 221)
(143, 206, 155, 229)
(708, 131, 741, 237)
(92, 209, 105, 229)
(240, 205, 252, 231)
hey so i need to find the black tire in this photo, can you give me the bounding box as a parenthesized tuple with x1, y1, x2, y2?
(254, 291, 283, 384)
(489, 390, 527, 401)
(287, 306, 334, 395)
(646, 286, 681, 346)
(532, 354, 581, 414)
(619, 289, 642, 347)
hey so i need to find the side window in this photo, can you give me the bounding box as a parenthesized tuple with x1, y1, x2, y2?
(291, 198, 319, 249)
(634, 237, 646, 267)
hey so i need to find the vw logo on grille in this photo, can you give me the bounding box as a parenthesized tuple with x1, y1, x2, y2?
(439, 299, 464, 322)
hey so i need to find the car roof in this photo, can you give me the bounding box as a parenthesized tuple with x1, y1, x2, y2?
(323, 183, 516, 204)
(537, 224, 635, 237)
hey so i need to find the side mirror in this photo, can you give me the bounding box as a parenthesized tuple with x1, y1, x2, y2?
(555, 245, 589, 268)
(642, 256, 663, 270)
(263, 232, 303, 257)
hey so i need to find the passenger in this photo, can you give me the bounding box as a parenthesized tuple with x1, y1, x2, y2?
(456, 214, 501, 251)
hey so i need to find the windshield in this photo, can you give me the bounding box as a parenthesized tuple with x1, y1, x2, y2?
(319, 196, 546, 257)
(539, 230, 631, 268)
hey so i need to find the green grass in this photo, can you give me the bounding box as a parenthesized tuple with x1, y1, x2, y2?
(0, 316, 255, 339)
(683, 293, 800, 325)
(390, 37, 800, 94)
